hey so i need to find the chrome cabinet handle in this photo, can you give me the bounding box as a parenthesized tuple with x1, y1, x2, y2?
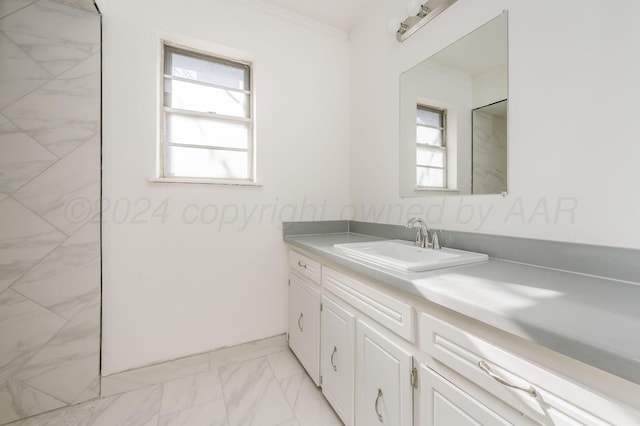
(374, 388, 383, 422)
(297, 313, 303, 332)
(297, 261, 308, 269)
(330, 346, 338, 371)
(478, 361, 538, 398)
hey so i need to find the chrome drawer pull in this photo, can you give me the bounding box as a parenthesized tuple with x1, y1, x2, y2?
(297, 260, 308, 269)
(478, 360, 538, 398)
(330, 346, 338, 371)
(375, 388, 383, 422)
(297, 313, 304, 332)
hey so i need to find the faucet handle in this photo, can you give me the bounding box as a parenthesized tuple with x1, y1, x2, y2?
(431, 232, 441, 250)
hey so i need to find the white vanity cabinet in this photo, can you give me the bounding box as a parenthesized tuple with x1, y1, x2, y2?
(288, 251, 321, 385)
(320, 294, 356, 426)
(356, 320, 414, 426)
(286, 246, 640, 426)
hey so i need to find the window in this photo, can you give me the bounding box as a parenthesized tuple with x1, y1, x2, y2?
(160, 43, 254, 182)
(416, 105, 446, 188)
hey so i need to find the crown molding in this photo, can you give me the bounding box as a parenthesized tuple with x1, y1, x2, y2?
(234, 0, 349, 39)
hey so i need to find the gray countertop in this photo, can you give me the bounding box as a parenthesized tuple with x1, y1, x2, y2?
(285, 232, 640, 386)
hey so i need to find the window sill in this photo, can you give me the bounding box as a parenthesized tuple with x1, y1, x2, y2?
(415, 187, 459, 192)
(148, 177, 262, 187)
(400, 187, 460, 198)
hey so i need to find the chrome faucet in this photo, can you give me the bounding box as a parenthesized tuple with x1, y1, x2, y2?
(405, 217, 441, 249)
(405, 217, 429, 248)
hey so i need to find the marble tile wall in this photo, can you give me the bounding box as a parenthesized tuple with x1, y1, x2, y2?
(472, 111, 508, 195)
(0, 0, 101, 423)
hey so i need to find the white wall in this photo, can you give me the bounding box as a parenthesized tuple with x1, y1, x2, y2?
(350, 0, 640, 249)
(99, 0, 640, 373)
(99, 0, 350, 374)
(472, 65, 507, 108)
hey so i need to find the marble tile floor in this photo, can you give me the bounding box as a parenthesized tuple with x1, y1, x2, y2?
(7, 334, 343, 426)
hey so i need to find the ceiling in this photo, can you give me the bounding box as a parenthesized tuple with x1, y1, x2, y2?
(259, 0, 381, 33)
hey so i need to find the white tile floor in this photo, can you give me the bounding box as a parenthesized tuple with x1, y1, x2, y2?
(8, 335, 342, 426)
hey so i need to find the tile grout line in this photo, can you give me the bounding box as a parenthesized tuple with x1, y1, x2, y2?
(266, 351, 301, 426)
(8, 211, 100, 305)
(2, 107, 99, 174)
(153, 379, 165, 426)
(2, 90, 101, 217)
(0, 1, 98, 81)
(205, 348, 222, 424)
(0, 49, 102, 163)
(8, 155, 99, 238)
(7, 282, 73, 323)
(0, 111, 61, 160)
(5, 377, 68, 421)
(155, 358, 213, 419)
(210, 358, 232, 426)
(1, 196, 74, 293)
(9, 196, 66, 235)
(0, 297, 70, 402)
(0, 25, 54, 104)
(0, 0, 39, 21)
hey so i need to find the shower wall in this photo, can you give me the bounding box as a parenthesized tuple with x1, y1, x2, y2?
(0, 0, 100, 423)
(472, 110, 508, 195)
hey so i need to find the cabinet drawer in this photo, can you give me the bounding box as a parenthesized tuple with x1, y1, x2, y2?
(289, 250, 321, 284)
(323, 267, 414, 342)
(421, 312, 640, 425)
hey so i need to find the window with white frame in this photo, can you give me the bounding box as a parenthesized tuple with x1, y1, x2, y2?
(160, 43, 254, 182)
(416, 104, 446, 188)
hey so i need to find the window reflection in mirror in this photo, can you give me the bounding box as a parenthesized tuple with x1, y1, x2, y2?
(400, 12, 507, 197)
(416, 105, 447, 188)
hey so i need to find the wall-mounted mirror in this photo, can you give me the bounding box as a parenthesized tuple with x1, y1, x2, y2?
(400, 12, 508, 196)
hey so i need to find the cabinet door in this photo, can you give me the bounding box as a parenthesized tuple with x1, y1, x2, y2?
(321, 295, 355, 426)
(289, 274, 320, 385)
(419, 365, 513, 426)
(356, 320, 413, 426)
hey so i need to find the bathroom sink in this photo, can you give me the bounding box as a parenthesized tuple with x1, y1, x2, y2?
(333, 240, 488, 272)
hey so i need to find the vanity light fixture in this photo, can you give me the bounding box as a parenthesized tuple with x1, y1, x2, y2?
(393, 0, 458, 42)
